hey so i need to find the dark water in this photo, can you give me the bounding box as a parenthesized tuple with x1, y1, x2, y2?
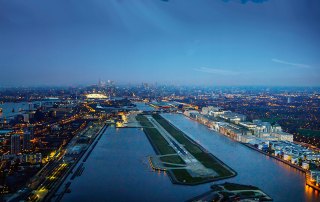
(134, 102, 155, 111)
(62, 114, 320, 202)
(61, 126, 209, 202)
(0, 102, 29, 118)
(162, 114, 320, 202)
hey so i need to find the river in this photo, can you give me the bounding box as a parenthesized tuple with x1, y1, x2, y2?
(134, 102, 155, 111)
(61, 126, 209, 202)
(60, 113, 319, 202)
(162, 113, 319, 202)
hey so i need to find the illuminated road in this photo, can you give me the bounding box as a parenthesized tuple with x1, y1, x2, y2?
(24, 122, 107, 202)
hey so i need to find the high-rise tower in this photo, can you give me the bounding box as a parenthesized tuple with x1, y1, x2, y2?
(11, 134, 21, 154)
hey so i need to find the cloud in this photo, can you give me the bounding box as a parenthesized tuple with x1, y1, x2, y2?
(194, 67, 239, 75)
(272, 58, 311, 68)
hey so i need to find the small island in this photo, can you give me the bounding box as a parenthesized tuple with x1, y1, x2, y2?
(188, 182, 273, 201)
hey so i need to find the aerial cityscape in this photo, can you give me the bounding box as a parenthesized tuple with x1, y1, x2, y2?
(1, 0, 320, 202)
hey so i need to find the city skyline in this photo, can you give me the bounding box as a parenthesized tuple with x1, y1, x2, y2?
(0, 84, 320, 201)
(1, 1, 320, 200)
(1, 0, 319, 86)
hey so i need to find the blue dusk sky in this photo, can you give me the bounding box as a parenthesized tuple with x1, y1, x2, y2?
(0, 0, 319, 86)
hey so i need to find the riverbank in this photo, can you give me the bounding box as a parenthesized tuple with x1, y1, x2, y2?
(184, 113, 309, 173)
(306, 182, 320, 191)
(243, 143, 307, 173)
(188, 182, 273, 201)
(58, 113, 319, 202)
(47, 123, 108, 202)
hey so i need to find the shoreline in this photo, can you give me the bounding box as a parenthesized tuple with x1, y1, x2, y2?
(243, 143, 307, 173)
(48, 123, 108, 202)
(181, 114, 320, 192)
(184, 114, 308, 173)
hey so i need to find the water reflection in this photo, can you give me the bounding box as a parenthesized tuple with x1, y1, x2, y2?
(305, 185, 320, 199)
(62, 127, 211, 202)
(62, 115, 319, 202)
(273, 158, 303, 175)
(0, 102, 29, 118)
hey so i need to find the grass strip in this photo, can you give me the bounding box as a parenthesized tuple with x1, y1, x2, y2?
(152, 114, 235, 178)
